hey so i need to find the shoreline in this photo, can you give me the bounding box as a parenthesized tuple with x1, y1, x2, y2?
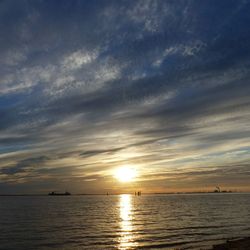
(0, 192, 250, 196)
(211, 237, 250, 250)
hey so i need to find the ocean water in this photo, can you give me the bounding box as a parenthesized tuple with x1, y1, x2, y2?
(0, 193, 249, 250)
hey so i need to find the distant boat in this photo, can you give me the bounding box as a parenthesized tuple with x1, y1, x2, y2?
(135, 191, 141, 196)
(48, 191, 71, 196)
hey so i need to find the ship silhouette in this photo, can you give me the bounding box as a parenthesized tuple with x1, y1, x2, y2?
(48, 191, 71, 196)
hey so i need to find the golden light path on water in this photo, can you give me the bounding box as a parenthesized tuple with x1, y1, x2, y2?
(118, 194, 138, 249)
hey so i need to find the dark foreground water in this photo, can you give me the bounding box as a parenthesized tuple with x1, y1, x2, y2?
(0, 193, 249, 250)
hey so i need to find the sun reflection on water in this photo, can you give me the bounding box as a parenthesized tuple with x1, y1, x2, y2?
(118, 194, 137, 249)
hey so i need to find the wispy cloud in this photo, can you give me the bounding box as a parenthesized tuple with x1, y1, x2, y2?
(0, 0, 250, 193)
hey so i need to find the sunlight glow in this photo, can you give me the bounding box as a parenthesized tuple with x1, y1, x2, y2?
(118, 194, 137, 249)
(114, 166, 137, 182)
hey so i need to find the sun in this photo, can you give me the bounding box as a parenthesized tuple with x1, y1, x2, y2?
(114, 166, 137, 182)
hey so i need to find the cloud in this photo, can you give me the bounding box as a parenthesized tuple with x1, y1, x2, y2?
(61, 49, 99, 70)
(0, 0, 250, 193)
(0, 156, 49, 175)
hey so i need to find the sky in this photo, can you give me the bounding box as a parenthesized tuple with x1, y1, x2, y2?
(0, 0, 250, 194)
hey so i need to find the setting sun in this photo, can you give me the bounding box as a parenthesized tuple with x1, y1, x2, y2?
(114, 166, 137, 182)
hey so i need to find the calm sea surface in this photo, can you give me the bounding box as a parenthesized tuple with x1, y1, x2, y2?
(0, 193, 249, 250)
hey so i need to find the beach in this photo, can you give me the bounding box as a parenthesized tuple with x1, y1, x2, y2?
(212, 237, 250, 250)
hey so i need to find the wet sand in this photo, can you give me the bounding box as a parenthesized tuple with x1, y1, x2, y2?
(212, 237, 250, 250)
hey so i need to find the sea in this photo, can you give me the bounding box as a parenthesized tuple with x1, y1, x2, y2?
(0, 193, 249, 250)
